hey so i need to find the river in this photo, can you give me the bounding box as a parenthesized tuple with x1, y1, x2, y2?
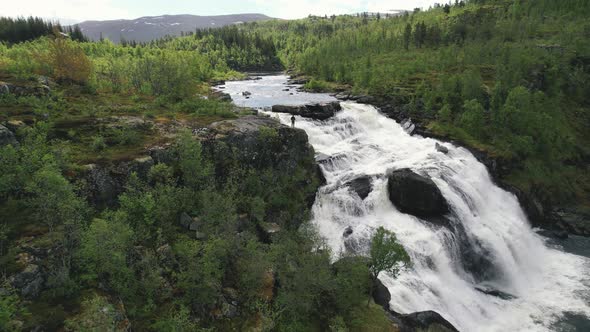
(216, 74, 590, 332)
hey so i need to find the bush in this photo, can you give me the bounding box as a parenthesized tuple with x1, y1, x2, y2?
(45, 35, 93, 84)
(90, 135, 106, 151)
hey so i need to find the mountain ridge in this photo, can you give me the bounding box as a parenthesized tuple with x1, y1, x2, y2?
(77, 13, 274, 43)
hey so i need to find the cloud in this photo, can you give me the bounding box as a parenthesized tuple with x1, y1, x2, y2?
(254, 0, 438, 19)
(2, 0, 439, 21)
(2, 0, 130, 21)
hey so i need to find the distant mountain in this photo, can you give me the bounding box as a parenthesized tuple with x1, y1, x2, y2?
(77, 14, 273, 43)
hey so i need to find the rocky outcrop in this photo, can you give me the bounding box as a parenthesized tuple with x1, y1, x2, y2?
(11, 264, 46, 299)
(211, 90, 232, 102)
(207, 115, 323, 227)
(372, 278, 459, 332)
(346, 175, 373, 200)
(547, 208, 590, 237)
(399, 311, 459, 332)
(272, 101, 341, 120)
(0, 124, 18, 147)
(0, 81, 50, 97)
(387, 168, 449, 218)
(81, 156, 155, 208)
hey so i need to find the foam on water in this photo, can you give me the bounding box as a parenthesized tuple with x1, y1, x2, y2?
(268, 102, 590, 332)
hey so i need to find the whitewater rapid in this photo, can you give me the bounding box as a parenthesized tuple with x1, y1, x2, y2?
(269, 102, 590, 332)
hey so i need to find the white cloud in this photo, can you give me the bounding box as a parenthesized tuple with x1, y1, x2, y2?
(254, 0, 439, 19)
(3, 0, 130, 22)
(2, 0, 439, 22)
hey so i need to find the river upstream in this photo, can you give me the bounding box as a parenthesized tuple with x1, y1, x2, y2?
(216, 74, 590, 332)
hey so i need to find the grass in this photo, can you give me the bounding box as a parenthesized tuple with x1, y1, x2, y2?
(0, 72, 246, 165)
(347, 302, 399, 332)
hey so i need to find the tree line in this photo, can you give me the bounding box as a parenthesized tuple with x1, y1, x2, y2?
(0, 16, 87, 44)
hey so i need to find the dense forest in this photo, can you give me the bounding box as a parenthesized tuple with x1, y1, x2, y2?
(1, 0, 589, 330)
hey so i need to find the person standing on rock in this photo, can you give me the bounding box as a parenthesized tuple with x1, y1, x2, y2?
(291, 115, 296, 128)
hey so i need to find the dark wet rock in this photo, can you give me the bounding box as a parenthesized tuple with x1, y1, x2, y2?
(316, 152, 346, 166)
(315, 153, 331, 163)
(475, 286, 515, 300)
(242, 91, 252, 97)
(272, 101, 341, 120)
(346, 175, 373, 200)
(372, 278, 391, 309)
(399, 311, 459, 332)
(343, 226, 353, 237)
(0, 124, 17, 147)
(536, 229, 569, 240)
(435, 143, 449, 154)
(210, 79, 226, 86)
(387, 168, 449, 218)
(12, 264, 45, 299)
(288, 77, 309, 85)
(371, 277, 459, 332)
(355, 95, 376, 104)
(211, 90, 232, 102)
(548, 208, 590, 237)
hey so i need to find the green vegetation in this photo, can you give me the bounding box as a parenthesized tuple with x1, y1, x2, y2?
(213, 0, 589, 209)
(2, 0, 589, 329)
(369, 227, 411, 302)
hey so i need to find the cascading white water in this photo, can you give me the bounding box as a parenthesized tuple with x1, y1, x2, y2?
(268, 102, 590, 332)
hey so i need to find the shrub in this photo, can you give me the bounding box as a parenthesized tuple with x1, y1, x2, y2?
(45, 34, 93, 84)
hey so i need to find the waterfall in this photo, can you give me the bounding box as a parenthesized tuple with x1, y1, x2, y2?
(268, 102, 590, 332)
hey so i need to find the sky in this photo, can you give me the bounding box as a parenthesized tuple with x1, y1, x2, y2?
(4, 0, 441, 22)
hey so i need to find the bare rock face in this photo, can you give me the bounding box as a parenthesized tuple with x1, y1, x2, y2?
(387, 168, 449, 218)
(0, 124, 18, 147)
(272, 101, 341, 120)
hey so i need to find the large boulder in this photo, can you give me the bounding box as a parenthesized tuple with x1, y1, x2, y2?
(272, 101, 341, 120)
(387, 169, 449, 218)
(0, 124, 17, 147)
(372, 278, 391, 309)
(346, 175, 373, 200)
(399, 311, 459, 332)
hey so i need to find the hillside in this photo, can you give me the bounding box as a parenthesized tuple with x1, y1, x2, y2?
(77, 13, 273, 43)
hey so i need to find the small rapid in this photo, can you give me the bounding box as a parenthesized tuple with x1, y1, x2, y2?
(221, 75, 590, 331)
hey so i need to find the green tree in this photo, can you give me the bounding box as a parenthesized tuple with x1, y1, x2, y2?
(368, 227, 410, 305)
(460, 99, 486, 138)
(177, 131, 211, 190)
(403, 23, 412, 50)
(78, 218, 134, 295)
